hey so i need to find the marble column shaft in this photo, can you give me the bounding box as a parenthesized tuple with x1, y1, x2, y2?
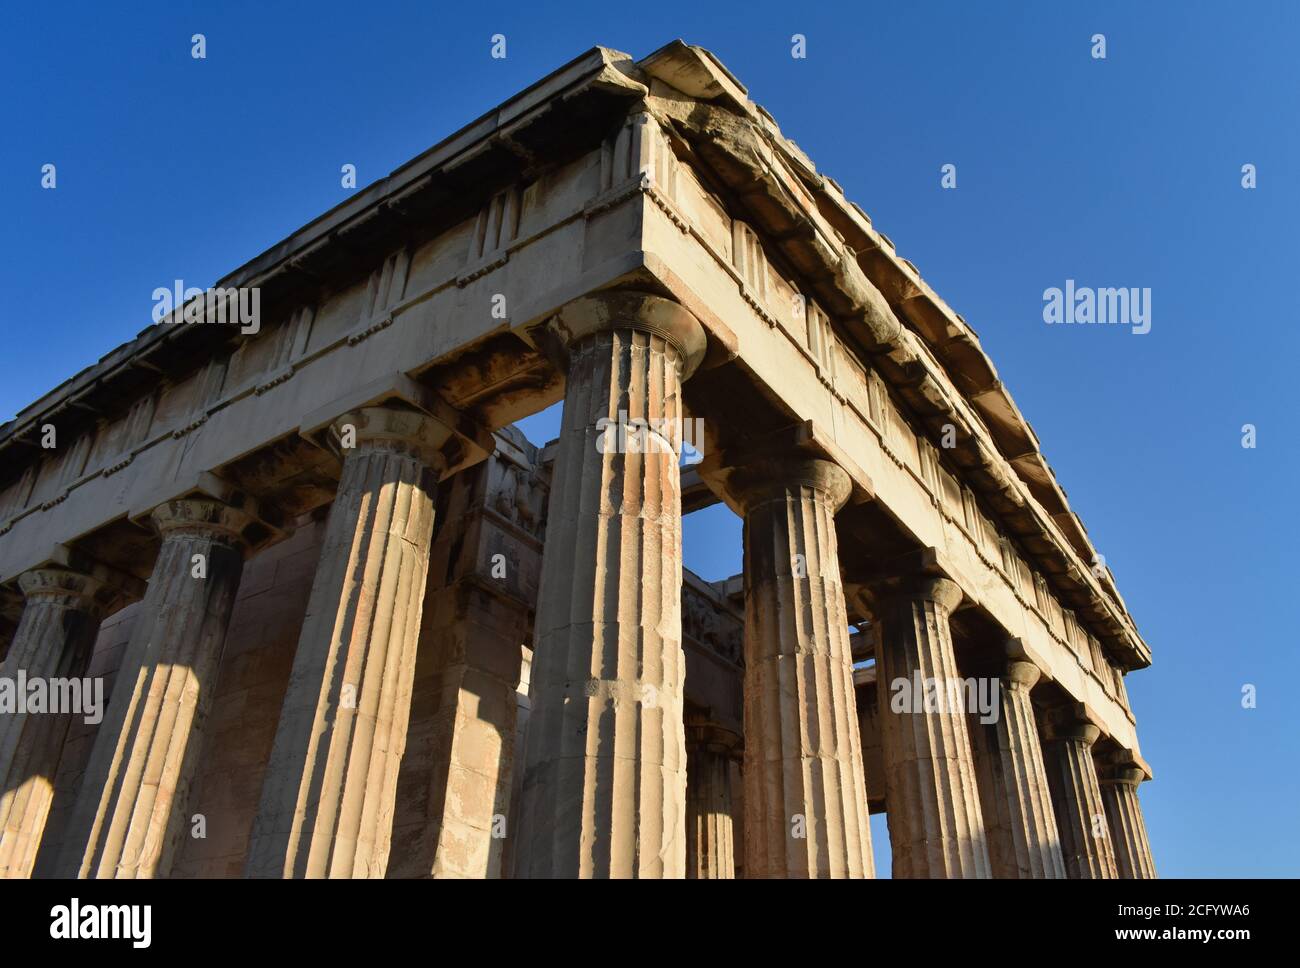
(59, 499, 250, 878)
(245, 407, 447, 879)
(686, 724, 738, 879)
(876, 577, 991, 878)
(1099, 761, 1156, 879)
(1042, 711, 1118, 879)
(968, 657, 1065, 878)
(514, 292, 704, 878)
(423, 583, 525, 879)
(737, 459, 873, 879)
(0, 569, 108, 878)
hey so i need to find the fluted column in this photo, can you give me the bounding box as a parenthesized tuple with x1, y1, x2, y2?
(733, 459, 873, 879)
(245, 407, 451, 878)
(423, 584, 526, 879)
(875, 576, 990, 877)
(514, 291, 705, 878)
(968, 655, 1065, 878)
(1042, 708, 1118, 878)
(1099, 757, 1156, 879)
(686, 723, 738, 879)
(0, 569, 114, 878)
(58, 499, 253, 878)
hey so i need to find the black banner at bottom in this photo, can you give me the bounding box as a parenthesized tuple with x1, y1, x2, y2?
(0, 876, 1279, 954)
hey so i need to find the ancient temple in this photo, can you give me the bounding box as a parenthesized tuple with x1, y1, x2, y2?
(0, 41, 1153, 879)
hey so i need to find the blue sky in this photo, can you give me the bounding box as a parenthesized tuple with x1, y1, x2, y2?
(4, 1, 1296, 876)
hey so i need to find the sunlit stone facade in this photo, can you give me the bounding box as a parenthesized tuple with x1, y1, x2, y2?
(0, 43, 1152, 879)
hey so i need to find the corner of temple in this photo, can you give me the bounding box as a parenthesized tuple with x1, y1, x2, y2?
(543, 289, 707, 379)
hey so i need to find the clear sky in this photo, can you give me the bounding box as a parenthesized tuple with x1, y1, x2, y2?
(4, 1, 1296, 876)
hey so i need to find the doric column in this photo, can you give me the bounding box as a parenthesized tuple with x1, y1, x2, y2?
(1041, 707, 1118, 879)
(732, 458, 873, 879)
(0, 568, 122, 878)
(245, 406, 453, 878)
(968, 653, 1066, 878)
(500, 645, 533, 880)
(58, 499, 254, 878)
(875, 576, 990, 878)
(686, 723, 739, 879)
(422, 583, 526, 879)
(1099, 755, 1156, 879)
(514, 291, 706, 878)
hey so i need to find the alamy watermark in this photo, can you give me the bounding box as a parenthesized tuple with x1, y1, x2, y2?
(1043, 280, 1151, 335)
(50, 898, 151, 948)
(595, 410, 706, 459)
(889, 671, 999, 724)
(0, 671, 104, 725)
(152, 280, 261, 335)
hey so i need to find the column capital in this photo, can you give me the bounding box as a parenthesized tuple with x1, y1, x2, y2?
(1001, 636, 1050, 685)
(848, 547, 965, 619)
(1002, 657, 1042, 691)
(685, 720, 742, 758)
(15, 550, 147, 614)
(895, 575, 963, 614)
(547, 289, 707, 379)
(17, 567, 109, 609)
(144, 498, 271, 558)
(697, 420, 871, 517)
(1044, 705, 1102, 747)
(128, 472, 284, 555)
(860, 573, 963, 618)
(299, 373, 493, 480)
(1098, 764, 1145, 789)
(725, 457, 852, 513)
(327, 405, 459, 475)
(1098, 750, 1152, 787)
(149, 498, 260, 552)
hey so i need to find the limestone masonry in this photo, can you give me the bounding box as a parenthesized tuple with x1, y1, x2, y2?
(0, 41, 1153, 878)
